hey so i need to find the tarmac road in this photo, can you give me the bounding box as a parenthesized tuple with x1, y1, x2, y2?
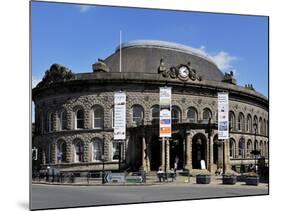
(31, 183, 268, 210)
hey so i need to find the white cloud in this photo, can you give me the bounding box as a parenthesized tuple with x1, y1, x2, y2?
(194, 46, 238, 73)
(78, 5, 94, 13)
(32, 76, 41, 88)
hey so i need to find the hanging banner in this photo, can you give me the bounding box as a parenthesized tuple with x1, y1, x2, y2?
(218, 92, 229, 140)
(159, 87, 172, 138)
(114, 92, 126, 140)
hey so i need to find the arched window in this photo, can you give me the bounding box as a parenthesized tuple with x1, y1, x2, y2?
(259, 117, 263, 135)
(254, 140, 259, 151)
(172, 106, 181, 124)
(112, 141, 124, 161)
(253, 116, 258, 133)
(57, 140, 67, 163)
(229, 111, 236, 131)
(238, 138, 245, 158)
(246, 140, 253, 158)
(93, 138, 103, 161)
(59, 110, 67, 130)
(229, 139, 236, 158)
(263, 119, 266, 136)
(187, 107, 198, 123)
(76, 109, 84, 129)
(92, 106, 104, 129)
(238, 113, 245, 131)
(246, 114, 252, 132)
(202, 108, 212, 123)
(74, 140, 84, 162)
(151, 105, 159, 125)
(132, 105, 144, 126)
(260, 141, 263, 156)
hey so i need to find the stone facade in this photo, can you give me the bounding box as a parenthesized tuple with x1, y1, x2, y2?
(32, 40, 268, 174)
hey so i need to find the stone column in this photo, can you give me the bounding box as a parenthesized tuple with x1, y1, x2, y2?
(51, 142, 57, 164)
(141, 136, 150, 172)
(184, 134, 192, 170)
(225, 139, 231, 171)
(42, 148, 46, 165)
(208, 135, 214, 173)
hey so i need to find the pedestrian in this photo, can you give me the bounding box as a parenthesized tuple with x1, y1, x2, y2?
(174, 156, 179, 173)
(157, 167, 164, 182)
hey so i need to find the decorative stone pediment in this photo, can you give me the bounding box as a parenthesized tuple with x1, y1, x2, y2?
(158, 58, 202, 82)
(36, 64, 74, 88)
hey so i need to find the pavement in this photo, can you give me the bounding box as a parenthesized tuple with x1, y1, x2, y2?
(32, 174, 269, 188)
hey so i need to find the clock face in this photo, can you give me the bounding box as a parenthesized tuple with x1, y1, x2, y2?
(179, 66, 189, 78)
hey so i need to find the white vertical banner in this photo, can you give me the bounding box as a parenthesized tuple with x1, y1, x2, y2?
(159, 87, 172, 138)
(218, 92, 229, 140)
(114, 92, 126, 140)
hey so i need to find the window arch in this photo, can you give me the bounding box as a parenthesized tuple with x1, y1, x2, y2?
(57, 140, 67, 163)
(260, 141, 263, 156)
(229, 111, 236, 131)
(246, 139, 253, 158)
(92, 106, 104, 129)
(202, 108, 212, 123)
(246, 114, 252, 133)
(59, 110, 67, 130)
(187, 107, 198, 123)
(229, 138, 236, 158)
(253, 115, 258, 133)
(151, 105, 159, 125)
(74, 140, 84, 162)
(172, 106, 181, 124)
(238, 113, 245, 131)
(132, 105, 144, 126)
(259, 117, 263, 135)
(263, 119, 266, 136)
(92, 138, 103, 161)
(75, 109, 84, 129)
(238, 137, 246, 158)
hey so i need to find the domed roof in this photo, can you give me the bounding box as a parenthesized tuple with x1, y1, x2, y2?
(104, 40, 224, 81)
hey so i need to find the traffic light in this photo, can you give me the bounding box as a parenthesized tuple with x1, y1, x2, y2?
(32, 148, 38, 160)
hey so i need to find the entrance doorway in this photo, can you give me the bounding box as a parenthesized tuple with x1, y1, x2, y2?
(192, 133, 207, 169)
(150, 135, 161, 171)
(169, 134, 183, 170)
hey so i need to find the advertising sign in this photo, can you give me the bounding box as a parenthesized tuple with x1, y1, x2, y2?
(159, 87, 172, 138)
(114, 92, 126, 140)
(218, 93, 229, 140)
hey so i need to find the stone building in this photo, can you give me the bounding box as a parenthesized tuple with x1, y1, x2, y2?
(32, 40, 269, 174)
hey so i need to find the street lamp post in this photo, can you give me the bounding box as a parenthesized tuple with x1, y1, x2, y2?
(102, 134, 105, 184)
(252, 123, 259, 173)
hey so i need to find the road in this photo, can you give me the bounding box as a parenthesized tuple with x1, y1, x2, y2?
(31, 183, 268, 210)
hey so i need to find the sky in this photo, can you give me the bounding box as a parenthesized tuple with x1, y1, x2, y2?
(32, 1, 268, 97)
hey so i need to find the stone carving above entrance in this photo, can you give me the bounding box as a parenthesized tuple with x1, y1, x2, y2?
(158, 58, 202, 82)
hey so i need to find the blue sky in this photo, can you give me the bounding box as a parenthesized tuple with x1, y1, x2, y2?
(32, 1, 268, 97)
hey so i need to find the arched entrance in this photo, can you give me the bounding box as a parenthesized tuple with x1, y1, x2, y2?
(192, 133, 207, 169)
(169, 134, 183, 170)
(150, 135, 161, 171)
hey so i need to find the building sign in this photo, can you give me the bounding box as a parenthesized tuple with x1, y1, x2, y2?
(114, 92, 126, 140)
(159, 87, 172, 138)
(218, 92, 229, 140)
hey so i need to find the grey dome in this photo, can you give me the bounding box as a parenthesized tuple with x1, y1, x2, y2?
(104, 40, 224, 81)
